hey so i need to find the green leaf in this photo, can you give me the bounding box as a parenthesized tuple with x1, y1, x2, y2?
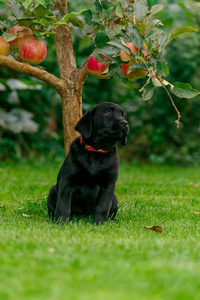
(95, 32, 110, 47)
(0, 20, 9, 29)
(128, 63, 147, 73)
(150, 4, 163, 16)
(34, 4, 48, 18)
(107, 41, 131, 54)
(95, 0, 103, 14)
(126, 24, 143, 49)
(162, 62, 169, 76)
(161, 61, 169, 77)
(106, 64, 119, 79)
(116, 2, 123, 18)
(2, 32, 16, 42)
(58, 12, 84, 28)
(144, 37, 152, 55)
(152, 78, 162, 87)
(104, 8, 115, 22)
(97, 44, 119, 55)
(82, 24, 97, 36)
(156, 61, 169, 77)
(60, 9, 88, 21)
(171, 82, 200, 99)
(165, 27, 198, 47)
(68, 16, 84, 28)
(135, 56, 147, 66)
(35, 0, 49, 8)
(157, 31, 169, 50)
(24, 0, 32, 9)
(7, 16, 17, 25)
(18, 18, 35, 27)
(170, 26, 198, 40)
(85, 10, 92, 24)
(58, 9, 87, 27)
(93, 52, 104, 61)
(113, 25, 125, 36)
(133, 0, 148, 22)
(135, 23, 147, 35)
(109, 56, 123, 65)
(34, 18, 49, 27)
(157, 49, 167, 63)
(7, 0, 23, 18)
(141, 85, 155, 101)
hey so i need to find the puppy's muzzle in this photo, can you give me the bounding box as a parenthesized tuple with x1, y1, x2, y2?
(119, 119, 128, 127)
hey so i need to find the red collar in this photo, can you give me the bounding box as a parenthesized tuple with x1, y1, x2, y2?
(80, 136, 108, 153)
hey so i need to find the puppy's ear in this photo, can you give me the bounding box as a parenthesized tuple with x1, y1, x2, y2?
(121, 137, 127, 147)
(75, 110, 92, 138)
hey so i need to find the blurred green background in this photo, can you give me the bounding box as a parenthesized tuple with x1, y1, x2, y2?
(0, 0, 200, 164)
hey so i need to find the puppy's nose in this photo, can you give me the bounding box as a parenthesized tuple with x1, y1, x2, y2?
(120, 119, 128, 126)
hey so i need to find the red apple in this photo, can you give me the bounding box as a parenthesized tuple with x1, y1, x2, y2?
(121, 64, 148, 79)
(0, 37, 10, 56)
(87, 56, 109, 79)
(120, 42, 138, 66)
(9, 26, 34, 50)
(19, 40, 47, 65)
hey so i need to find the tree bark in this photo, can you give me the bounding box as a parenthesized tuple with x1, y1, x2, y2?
(53, 0, 87, 156)
(53, 21, 81, 155)
(60, 78, 83, 155)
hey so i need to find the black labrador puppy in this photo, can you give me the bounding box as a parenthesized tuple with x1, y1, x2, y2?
(47, 102, 129, 224)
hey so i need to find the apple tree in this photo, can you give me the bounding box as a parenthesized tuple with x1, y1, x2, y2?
(0, 0, 199, 155)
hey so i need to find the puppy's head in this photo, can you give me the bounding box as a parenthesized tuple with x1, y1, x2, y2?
(75, 102, 129, 146)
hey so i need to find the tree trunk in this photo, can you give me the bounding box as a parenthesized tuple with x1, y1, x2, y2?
(59, 80, 83, 156)
(54, 23, 83, 156)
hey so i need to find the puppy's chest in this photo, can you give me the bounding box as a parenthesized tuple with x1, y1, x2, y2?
(87, 160, 106, 175)
(76, 158, 118, 187)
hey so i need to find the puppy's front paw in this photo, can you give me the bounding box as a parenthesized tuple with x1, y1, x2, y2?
(54, 207, 71, 224)
(93, 218, 106, 225)
(54, 214, 69, 225)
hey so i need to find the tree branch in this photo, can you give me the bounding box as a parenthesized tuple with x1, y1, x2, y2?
(77, 57, 89, 86)
(157, 76, 181, 129)
(0, 55, 64, 92)
(76, 49, 98, 86)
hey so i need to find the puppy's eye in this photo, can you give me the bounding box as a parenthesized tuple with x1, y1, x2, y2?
(105, 111, 113, 117)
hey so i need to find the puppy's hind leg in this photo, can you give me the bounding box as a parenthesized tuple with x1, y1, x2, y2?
(47, 185, 57, 220)
(109, 194, 119, 220)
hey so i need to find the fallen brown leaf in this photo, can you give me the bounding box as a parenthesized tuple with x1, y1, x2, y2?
(0, 205, 5, 208)
(194, 212, 200, 216)
(189, 182, 198, 187)
(144, 225, 164, 232)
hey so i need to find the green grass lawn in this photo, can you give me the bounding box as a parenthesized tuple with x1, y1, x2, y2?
(0, 159, 200, 300)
